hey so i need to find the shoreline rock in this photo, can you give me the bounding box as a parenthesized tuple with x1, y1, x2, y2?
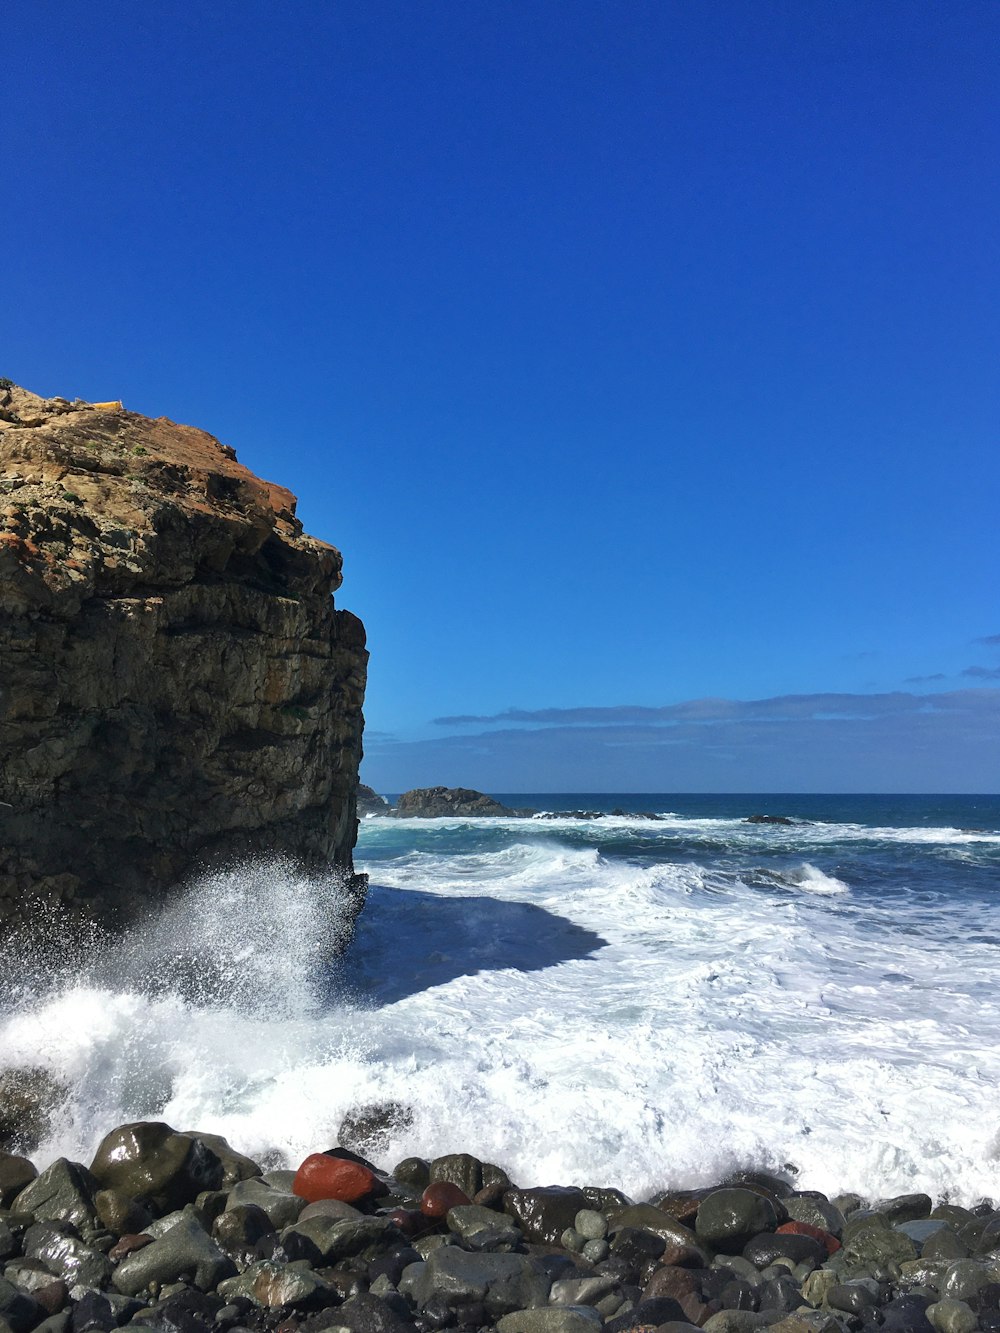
(0, 384, 368, 931)
(2, 1121, 998, 1333)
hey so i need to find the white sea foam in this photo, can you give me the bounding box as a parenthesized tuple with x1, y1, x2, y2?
(1, 832, 999, 1206)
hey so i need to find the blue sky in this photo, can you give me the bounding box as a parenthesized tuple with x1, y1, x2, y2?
(5, 1, 998, 791)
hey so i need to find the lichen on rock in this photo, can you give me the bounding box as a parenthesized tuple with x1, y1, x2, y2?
(0, 383, 367, 932)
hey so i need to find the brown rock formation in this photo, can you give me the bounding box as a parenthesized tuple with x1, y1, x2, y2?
(0, 382, 367, 930)
(393, 787, 515, 818)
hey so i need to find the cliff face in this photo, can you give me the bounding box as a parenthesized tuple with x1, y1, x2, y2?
(0, 383, 367, 930)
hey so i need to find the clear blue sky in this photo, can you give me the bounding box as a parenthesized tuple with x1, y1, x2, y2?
(5, 1, 998, 790)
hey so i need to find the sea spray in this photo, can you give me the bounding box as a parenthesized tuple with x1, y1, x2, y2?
(1, 800, 999, 1204)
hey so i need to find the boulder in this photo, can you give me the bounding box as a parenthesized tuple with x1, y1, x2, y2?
(399, 1246, 552, 1318)
(111, 1215, 235, 1296)
(357, 785, 392, 816)
(89, 1123, 223, 1212)
(0, 1152, 38, 1207)
(13, 1159, 100, 1236)
(503, 1187, 590, 1245)
(695, 1189, 779, 1253)
(393, 788, 516, 818)
(0, 383, 367, 930)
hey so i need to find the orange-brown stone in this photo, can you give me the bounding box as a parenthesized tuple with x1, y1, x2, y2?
(421, 1180, 472, 1217)
(293, 1153, 377, 1204)
(777, 1219, 840, 1254)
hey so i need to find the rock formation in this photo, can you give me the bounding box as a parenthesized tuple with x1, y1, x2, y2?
(0, 382, 367, 931)
(393, 787, 516, 818)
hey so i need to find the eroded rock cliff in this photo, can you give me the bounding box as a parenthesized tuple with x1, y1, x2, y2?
(0, 383, 367, 930)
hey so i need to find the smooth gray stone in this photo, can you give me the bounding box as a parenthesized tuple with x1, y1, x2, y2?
(297, 1199, 363, 1222)
(548, 1276, 617, 1307)
(217, 1259, 329, 1307)
(696, 1190, 778, 1253)
(12, 1162, 99, 1237)
(580, 1239, 608, 1263)
(703, 1314, 772, 1333)
(573, 1210, 607, 1241)
(447, 1204, 521, 1248)
(0, 1277, 44, 1333)
(261, 1170, 296, 1191)
(399, 1247, 551, 1318)
(112, 1216, 235, 1296)
(783, 1195, 846, 1240)
(898, 1220, 951, 1246)
(927, 1298, 979, 1333)
(941, 1259, 992, 1301)
(497, 1307, 602, 1333)
(224, 1178, 304, 1228)
(22, 1225, 111, 1289)
(280, 1214, 395, 1263)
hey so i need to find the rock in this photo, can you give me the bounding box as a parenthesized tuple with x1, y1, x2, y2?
(608, 1204, 701, 1252)
(178, 1133, 260, 1188)
(225, 1176, 305, 1228)
(941, 1259, 993, 1302)
(393, 1159, 431, 1194)
(496, 1309, 602, 1333)
(581, 1239, 609, 1263)
(603, 1296, 690, 1331)
(339, 1103, 413, 1156)
(783, 1196, 845, 1241)
(217, 1258, 330, 1307)
(745, 815, 794, 825)
(292, 1153, 378, 1204)
(211, 1203, 274, 1255)
(279, 1214, 397, 1264)
(927, 1299, 979, 1333)
(393, 788, 516, 818)
(421, 1182, 472, 1218)
(399, 1246, 552, 1318)
(304, 1291, 417, 1333)
(776, 1221, 839, 1255)
(923, 1228, 970, 1262)
(106, 1234, 153, 1263)
(0, 383, 367, 931)
(0, 1153, 37, 1208)
(837, 1213, 918, 1273)
(92, 1189, 153, 1238)
(22, 1223, 113, 1289)
(504, 1187, 591, 1246)
(574, 1210, 607, 1242)
(429, 1154, 484, 1200)
(743, 1232, 827, 1268)
(879, 1194, 933, 1224)
(766, 1315, 842, 1333)
(826, 1279, 879, 1313)
(90, 1123, 223, 1213)
(696, 1189, 779, 1254)
(0, 1277, 45, 1333)
(13, 1160, 101, 1236)
(549, 1276, 619, 1307)
(0, 1070, 66, 1153)
(111, 1215, 235, 1296)
(446, 1205, 521, 1249)
(703, 1314, 772, 1333)
(357, 786, 392, 817)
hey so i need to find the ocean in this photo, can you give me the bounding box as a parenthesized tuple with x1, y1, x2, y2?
(2, 792, 999, 1206)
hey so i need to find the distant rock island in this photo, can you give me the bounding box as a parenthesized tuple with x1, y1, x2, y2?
(0, 383, 368, 929)
(392, 787, 517, 818)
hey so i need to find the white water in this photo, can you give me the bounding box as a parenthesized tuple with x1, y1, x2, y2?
(2, 824, 999, 1205)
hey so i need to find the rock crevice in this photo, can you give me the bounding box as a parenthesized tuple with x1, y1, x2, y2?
(0, 384, 367, 929)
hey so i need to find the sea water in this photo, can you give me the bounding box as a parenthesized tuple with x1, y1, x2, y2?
(1, 793, 999, 1204)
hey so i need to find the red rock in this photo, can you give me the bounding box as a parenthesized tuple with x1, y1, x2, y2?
(421, 1180, 472, 1217)
(777, 1219, 840, 1254)
(292, 1152, 377, 1204)
(109, 1233, 154, 1263)
(642, 1265, 700, 1302)
(33, 1281, 67, 1315)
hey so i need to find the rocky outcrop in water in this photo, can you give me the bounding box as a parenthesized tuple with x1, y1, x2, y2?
(393, 788, 516, 818)
(0, 383, 367, 929)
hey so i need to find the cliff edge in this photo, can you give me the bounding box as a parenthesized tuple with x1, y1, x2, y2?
(0, 382, 367, 930)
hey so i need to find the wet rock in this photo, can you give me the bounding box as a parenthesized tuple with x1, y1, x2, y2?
(280, 1214, 397, 1264)
(548, 1276, 619, 1307)
(399, 1246, 552, 1318)
(776, 1221, 839, 1255)
(745, 815, 794, 825)
(0, 1154, 38, 1209)
(755, 1273, 801, 1314)
(879, 1194, 933, 1224)
(927, 1298, 979, 1333)
(503, 1188, 590, 1247)
(941, 1259, 993, 1302)
(608, 1204, 701, 1253)
(69, 1290, 116, 1333)
(641, 1266, 700, 1304)
(696, 1190, 779, 1254)
(603, 1296, 689, 1331)
(393, 1160, 431, 1195)
(225, 1177, 305, 1229)
(0, 1276, 46, 1333)
(0, 1070, 67, 1154)
(766, 1315, 842, 1333)
(112, 1215, 235, 1296)
(783, 1196, 845, 1241)
(14, 1161, 101, 1236)
(420, 1183, 471, 1219)
(837, 1213, 918, 1274)
(107, 1234, 153, 1263)
(609, 1226, 665, 1266)
(178, 1134, 261, 1189)
(212, 1204, 275, 1256)
(306, 1291, 418, 1333)
(93, 1189, 154, 1239)
(217, 1259, 331, 1307)
(703, 1314, 772, 1333)
(445, 1205, 520, 1250)
(579, 1239, 609, 1264)
(339, 1105, 414, 1157)
(573, 1211, 607, 1242)
(881, 1292, 936, 1332)
(293, 1154, 378, 1205)
(90, 1124, 223, 1213)
(743, 1232, 826, 1269)
(429, 1156, 483, 1202)
(827, 1279, 879, 1313)
(23, 1223, 113, 1289)
(496, 1309, 602, 1333)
